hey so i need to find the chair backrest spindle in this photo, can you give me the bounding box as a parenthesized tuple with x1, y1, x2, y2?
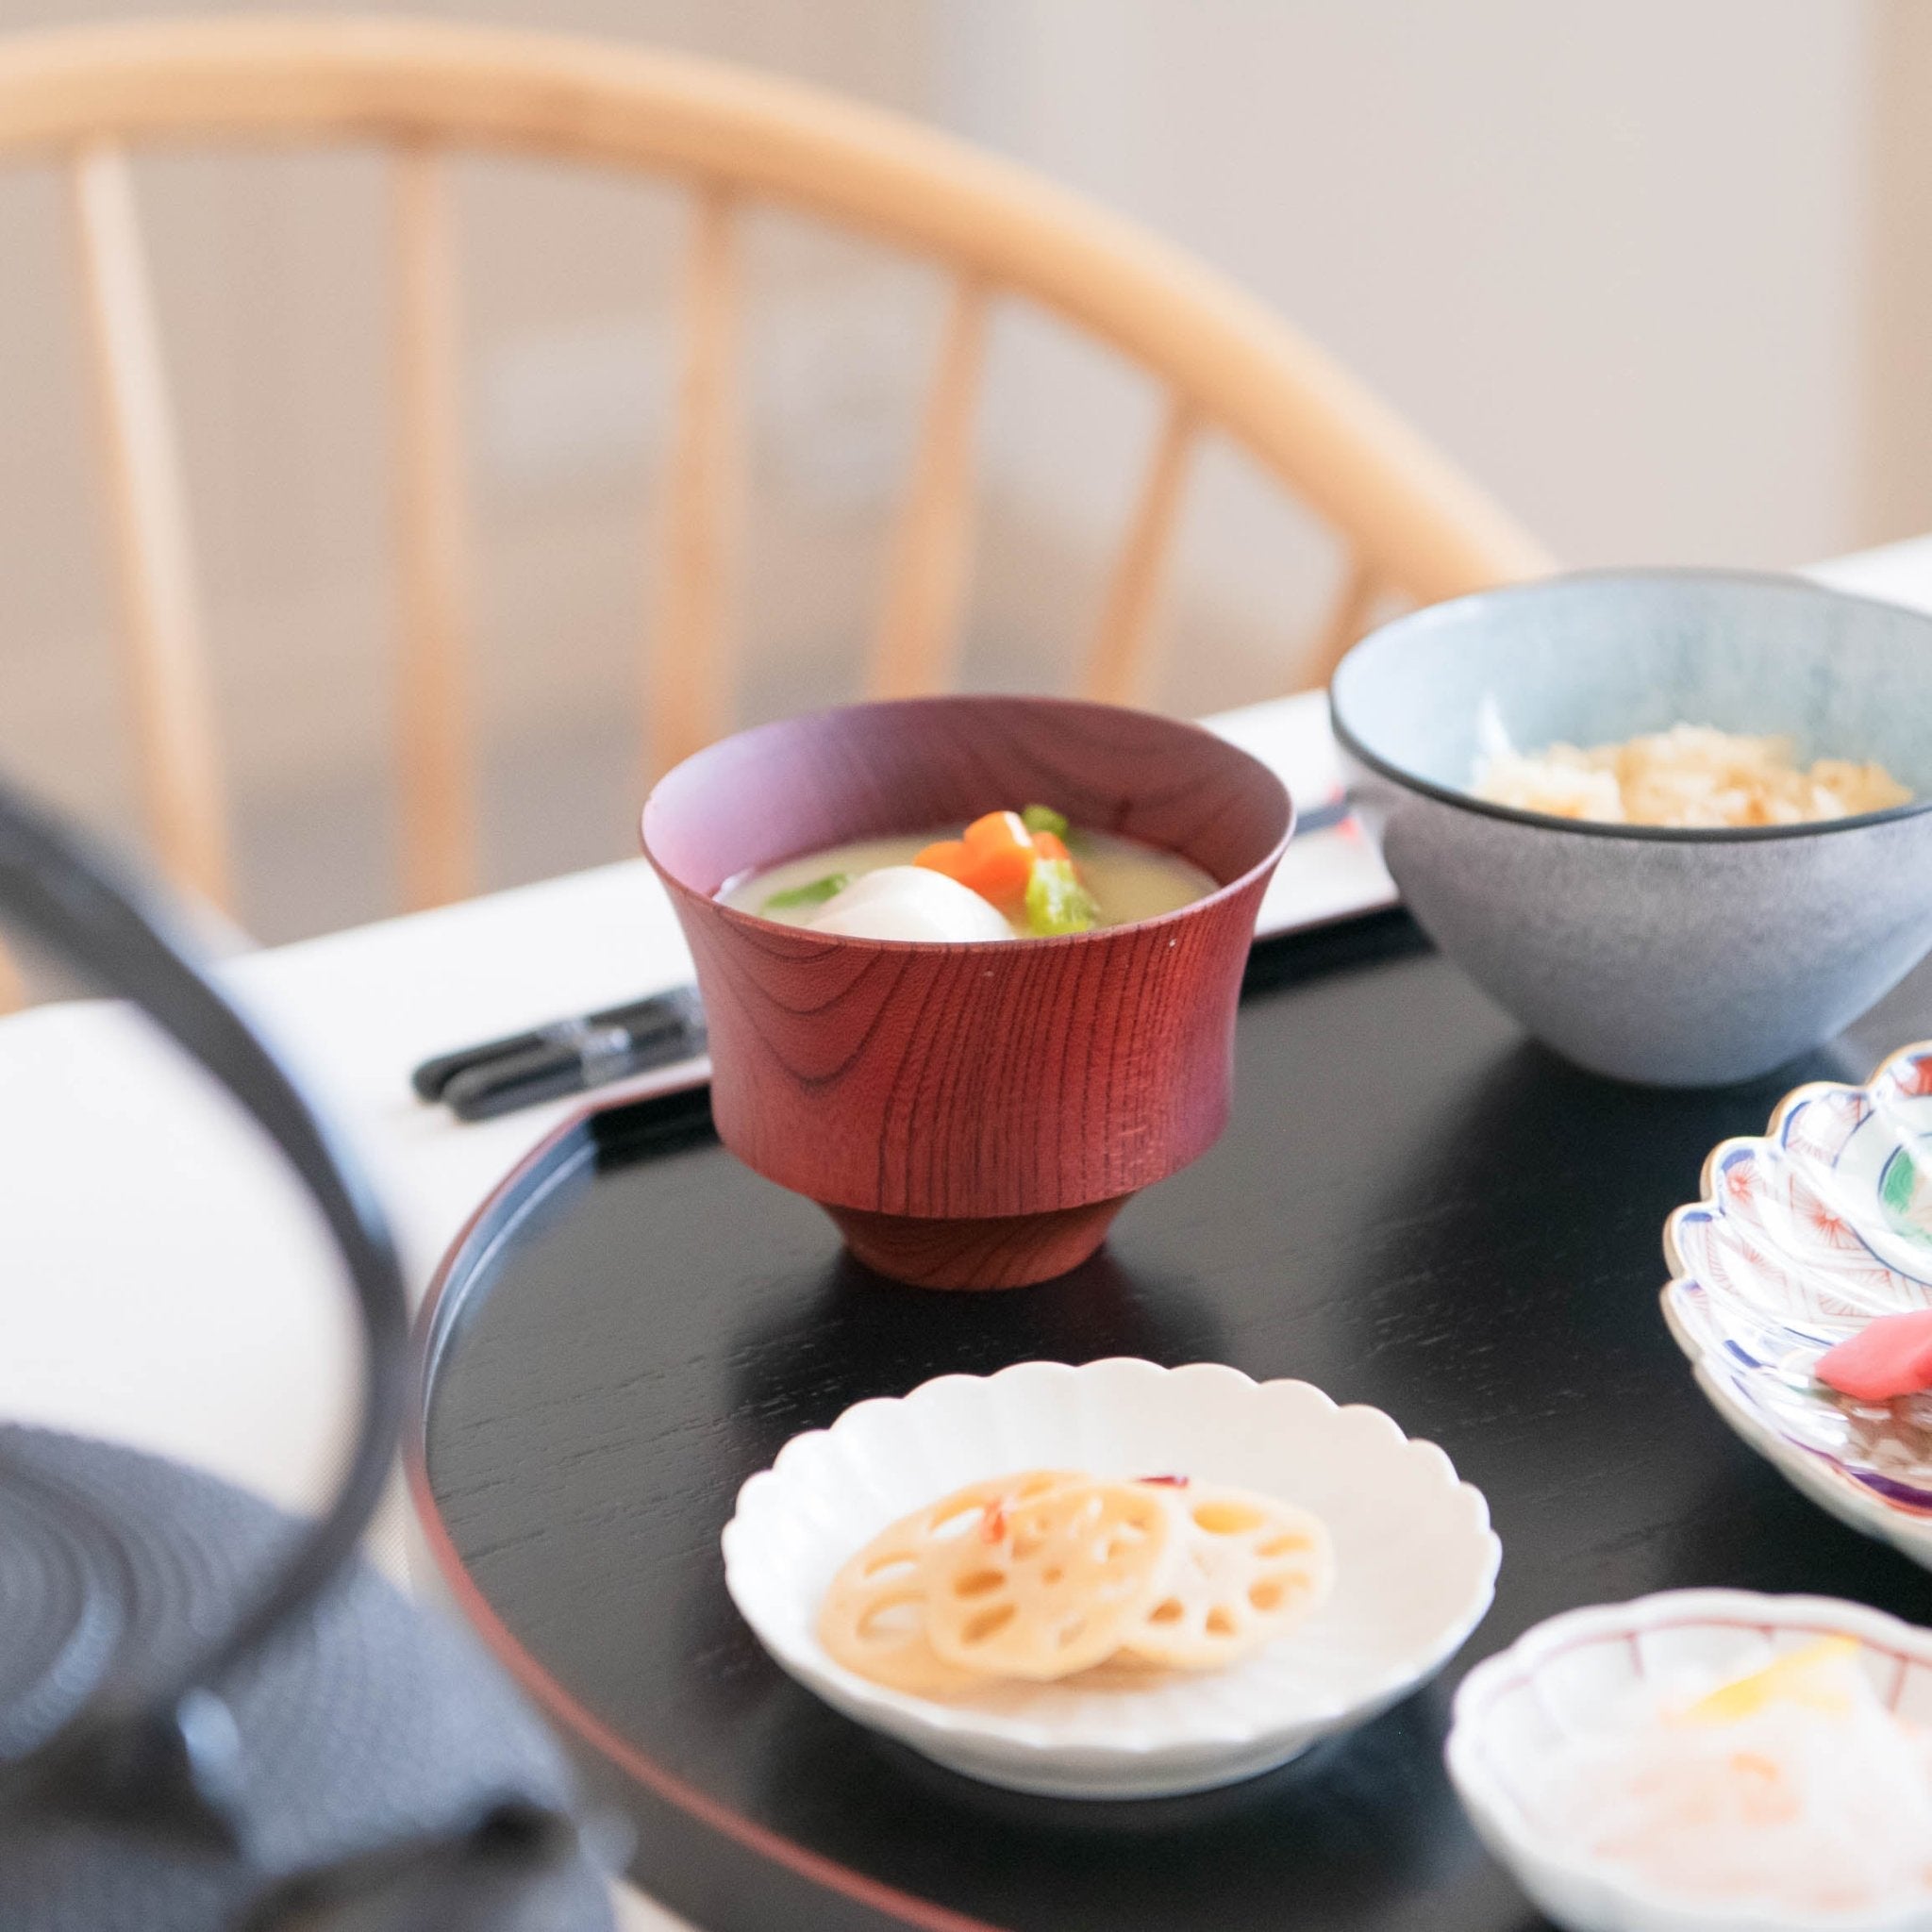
(646, 182, 741, 781)
(391, 140, 477, 909)
(1080, 394, 1198, 707)
(68, 140, 230, 908)
(1305, 553, 1386, 692)
(867, 275, 990, 699)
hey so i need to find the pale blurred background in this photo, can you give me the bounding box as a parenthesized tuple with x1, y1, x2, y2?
(1, 0, 1926, 942)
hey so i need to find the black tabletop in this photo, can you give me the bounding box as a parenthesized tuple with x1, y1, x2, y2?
(418, 914, 1932, 1932)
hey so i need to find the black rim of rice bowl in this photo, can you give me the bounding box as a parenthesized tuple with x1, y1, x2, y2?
(1329, 568, 1932, 844)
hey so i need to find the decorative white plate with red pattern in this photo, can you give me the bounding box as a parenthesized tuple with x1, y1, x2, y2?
(1663, 1041, 1932, 1569)
(1446, 1589, 1932, 1932)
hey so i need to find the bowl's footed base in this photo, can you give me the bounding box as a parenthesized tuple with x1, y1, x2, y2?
(820, 1195, 1131, 1291)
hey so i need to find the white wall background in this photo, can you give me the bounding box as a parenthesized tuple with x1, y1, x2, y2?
(934, 0, 1872, 577)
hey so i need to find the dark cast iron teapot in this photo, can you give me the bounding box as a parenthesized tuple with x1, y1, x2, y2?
(0, 775, 616, 1931)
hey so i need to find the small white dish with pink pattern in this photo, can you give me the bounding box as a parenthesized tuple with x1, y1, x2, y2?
(1663, 1041, 1932, 1569)
(1448, 1589, 1932, 1932)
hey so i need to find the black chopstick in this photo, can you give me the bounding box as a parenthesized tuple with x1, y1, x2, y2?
(412, 986, 706, 1122)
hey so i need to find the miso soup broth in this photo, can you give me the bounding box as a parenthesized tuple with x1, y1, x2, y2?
(724, 821, 1216, 941)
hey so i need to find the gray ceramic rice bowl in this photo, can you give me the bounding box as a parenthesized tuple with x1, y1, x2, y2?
(1329, 571, 1932, 1087)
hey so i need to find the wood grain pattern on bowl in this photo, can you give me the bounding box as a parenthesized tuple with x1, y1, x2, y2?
(642, 695, 1291, 1289)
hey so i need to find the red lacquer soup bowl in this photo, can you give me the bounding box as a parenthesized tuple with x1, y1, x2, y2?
(641, 695, 1291, 1290)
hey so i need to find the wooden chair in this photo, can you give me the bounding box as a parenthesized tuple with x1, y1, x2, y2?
(0, 15, 1552, 986)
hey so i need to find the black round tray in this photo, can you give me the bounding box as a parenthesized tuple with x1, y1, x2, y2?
(410, 914, 1932, 1932)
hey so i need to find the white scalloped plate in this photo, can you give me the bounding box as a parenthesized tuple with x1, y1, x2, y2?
(1448, 1589, 1932, 1932)
(722, 1357, 1500, 1797)
(1662, 1041, 1932, 1570)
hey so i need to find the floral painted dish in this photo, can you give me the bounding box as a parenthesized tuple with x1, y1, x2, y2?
(1447, 1589, 1932, 1932)
(722, 1357, 1500, 1798)
(1662, 1041, 1932, 1567)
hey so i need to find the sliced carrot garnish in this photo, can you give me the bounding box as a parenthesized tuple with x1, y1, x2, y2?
(916, 810, 1038, 909)
(961, 811, 1037, 907)
(913, 837, 970, 879)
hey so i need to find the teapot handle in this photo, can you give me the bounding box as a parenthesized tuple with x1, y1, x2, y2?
(0, 778, 408, 1842)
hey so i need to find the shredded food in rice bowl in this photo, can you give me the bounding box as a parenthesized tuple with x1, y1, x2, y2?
(1473, 724, 1912, 828)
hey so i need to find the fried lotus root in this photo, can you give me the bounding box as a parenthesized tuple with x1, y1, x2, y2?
(1122, 1482, 1333, 1670)
(924, 1481, 1174, 1681)
(816, 1471, 1079, 1695)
